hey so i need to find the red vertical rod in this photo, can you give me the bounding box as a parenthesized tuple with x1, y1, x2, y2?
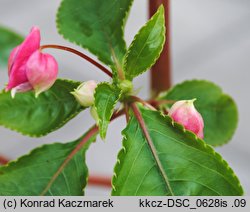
(149, 0, 171, 96)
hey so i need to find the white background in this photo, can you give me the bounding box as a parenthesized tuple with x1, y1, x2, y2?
(0, 0, 249, 195)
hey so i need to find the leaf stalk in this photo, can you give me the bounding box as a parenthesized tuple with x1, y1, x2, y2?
(130, 103, 174, 195)
(40, 109, 124, 195)
(40, 45, 113, 78)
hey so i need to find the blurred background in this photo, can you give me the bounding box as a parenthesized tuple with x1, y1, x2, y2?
(0, 0, 249, 195)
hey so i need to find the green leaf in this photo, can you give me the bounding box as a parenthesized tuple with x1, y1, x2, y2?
(112, 106, 243, 196)
(124, 5, 165, 80)
(94, 83, 121, 139)
(57, 0, 133, 73)
(0, 79, 84, 137)
(0, 26, 23, 67)
(158, 80, 238, 146)
(0, 131, 96, 195)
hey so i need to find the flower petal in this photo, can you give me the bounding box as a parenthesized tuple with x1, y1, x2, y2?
(10, 82, 33, 98)
(6, 26, 41, 91)
(8, 45, 20, 76)
(26, 50, 58, 97)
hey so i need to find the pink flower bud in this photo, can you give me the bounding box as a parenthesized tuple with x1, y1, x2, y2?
(168, 99, 204, 139)
(26, 50, 58, 97)
(6, 26, 58, 97)
(71, 80, 97, 107)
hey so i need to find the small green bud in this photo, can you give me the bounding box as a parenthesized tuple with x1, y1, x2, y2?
(119, 80, 133, 94)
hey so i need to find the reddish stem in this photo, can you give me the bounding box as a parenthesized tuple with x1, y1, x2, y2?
(148, 99, 176, 108)
(130, 96, 156, 110)
(0, 155, 9, 165)
(124, 103, 130, 123)
(40, 109, 124, 195)
(0, 110, 122, 190)
(0, 154, 111, 187)
(40, 126, 98, 195)
(131, 103, 174, 195)
(40, 45, 113, 78)
(149, 0, 171, 96)
(88, 175, 111, 187)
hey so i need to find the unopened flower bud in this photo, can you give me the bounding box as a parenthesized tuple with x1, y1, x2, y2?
(168, 99, 204, 139)
(26, 50, 58, 97)
(119, 80, 133, 94)
(71, 80, 97, 107)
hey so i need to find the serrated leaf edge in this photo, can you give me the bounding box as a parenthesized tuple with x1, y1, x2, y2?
(157, 79, 239, 147)
(93, 82, 121, 139)
(121, 0, 134, 49)
(162, 112, 243, 195)
(111, 106, 243, 195)
(123, 5, 166, 80)
(0, 133, 95, 195)
(56, 0, 110, 66)
(158, 79, 222, 99)
(56, 0, 129, 71)
(0, 78, 85, 138)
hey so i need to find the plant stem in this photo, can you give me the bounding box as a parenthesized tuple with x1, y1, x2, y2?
(0, 155, 9, 165)
(88, 175, 111, 187)
(0, 153, 111, 187)
(40, 126, 98, 196)
(40, 45, 113, 78)
(131, 103, 174, 195)
(149, 0, 171, 96)
(110, 47, 125, 80)
(40, 109, 124, 195)
(124, 103, 130, 123)
(130, 96, 156, 110)
(148, 99, 176, 108)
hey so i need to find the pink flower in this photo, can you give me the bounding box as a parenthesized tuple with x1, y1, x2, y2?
(168, 99, 204, 139)
(6, 27, 58, 98)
